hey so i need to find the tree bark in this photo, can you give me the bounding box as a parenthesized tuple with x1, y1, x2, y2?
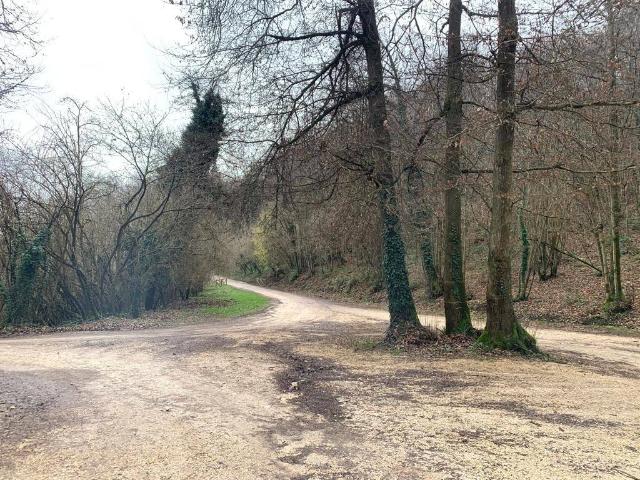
(479, 0, 536, 352)
(516, 206, 530, 301)
(443, 0, 473, 334)
(358, 0, 432, 344)
(605, 0, 627, 311)
(420, 232, 442, 300)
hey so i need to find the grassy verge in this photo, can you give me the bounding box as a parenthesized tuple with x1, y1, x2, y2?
(198, 284, 270, 317)
(0, 284, 271, 337)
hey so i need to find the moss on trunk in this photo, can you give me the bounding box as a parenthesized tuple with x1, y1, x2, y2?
(476, 321, 537, 354)
(483, 0, 537, 352)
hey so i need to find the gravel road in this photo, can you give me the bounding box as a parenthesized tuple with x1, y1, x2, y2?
(1, 280, 639, 479)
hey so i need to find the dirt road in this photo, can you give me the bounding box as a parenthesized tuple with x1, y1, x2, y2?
(1, 280, 639, 480)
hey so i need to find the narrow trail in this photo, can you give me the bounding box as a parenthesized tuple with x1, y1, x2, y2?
(1, 281, 639, 479)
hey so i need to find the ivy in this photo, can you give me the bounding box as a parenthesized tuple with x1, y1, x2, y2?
(4, 229, 49, 325)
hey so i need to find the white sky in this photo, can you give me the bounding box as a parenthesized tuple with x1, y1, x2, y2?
(5, 0, 190, 134)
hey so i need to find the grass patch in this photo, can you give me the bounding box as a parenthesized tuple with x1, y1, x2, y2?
(197, 284, 270, 317)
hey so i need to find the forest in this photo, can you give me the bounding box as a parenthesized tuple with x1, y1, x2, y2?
(2, 0, 639, 349)
(1, 0, 639, 478)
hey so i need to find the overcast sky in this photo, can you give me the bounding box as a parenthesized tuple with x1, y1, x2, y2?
(5, 0, 190, 134)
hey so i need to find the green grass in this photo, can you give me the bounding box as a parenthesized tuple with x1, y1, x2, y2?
(197, 284, 270, 317)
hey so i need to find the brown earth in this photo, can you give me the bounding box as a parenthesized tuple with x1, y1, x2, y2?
(1, 280, 639, 479)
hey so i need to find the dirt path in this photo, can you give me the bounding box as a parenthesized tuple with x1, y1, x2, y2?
(1, 280, 639, 480)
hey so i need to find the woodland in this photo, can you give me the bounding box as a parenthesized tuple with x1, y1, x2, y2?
(1, 2, 640, 479)
(1, 0, 640, 352)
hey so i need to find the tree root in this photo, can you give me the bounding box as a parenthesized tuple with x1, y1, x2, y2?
(384, 322, 439, 347)
(476, 322, 538, 354)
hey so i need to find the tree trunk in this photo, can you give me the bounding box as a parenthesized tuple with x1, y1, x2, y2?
(405, 167, 442, 301)
(479, 0, 536, 352)
(443, 0, 473, 334)
(358, 0, 432, 344)
(516, 207, 530, 301)
(420, 234, 442, 300)
(605, 0, 627, 312)
(609, 165, 625, 304)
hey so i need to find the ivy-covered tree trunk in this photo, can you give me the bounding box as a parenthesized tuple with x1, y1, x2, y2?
(479, 0, 536, 352)
(377, 176, 426, 343)
(358, 0, 431, 344)
(4, 229, 49, 326)
(442, 0, 473, 334)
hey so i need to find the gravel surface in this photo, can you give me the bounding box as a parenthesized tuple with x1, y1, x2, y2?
(1, 280, 639, 479)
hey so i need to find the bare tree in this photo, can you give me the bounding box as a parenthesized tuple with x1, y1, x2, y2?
(0, 0, 40, 109)
(602, 0, 628, 311)
(0, 98, 189, 324)
(442, 0, 473, 334)
(479, 0, 536, 352)
(182, 0, 435, 344)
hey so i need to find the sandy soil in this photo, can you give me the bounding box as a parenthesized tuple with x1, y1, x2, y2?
(1, 280, 639, 480)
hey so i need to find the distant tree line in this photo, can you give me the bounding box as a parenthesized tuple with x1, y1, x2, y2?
(0, 88, 225, 325)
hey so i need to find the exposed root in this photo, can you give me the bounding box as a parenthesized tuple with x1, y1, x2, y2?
(384, 322, 439, 347)
(476, 322, 539, 355)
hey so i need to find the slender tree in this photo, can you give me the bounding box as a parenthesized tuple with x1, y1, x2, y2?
(358, 0, 427, 343)
(391, 57, 442, 302)
(478, 0, 536, 352)
(603, 0, 627, 312)
(442, 0, 473, 334)
(162, 84, 226, 299)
